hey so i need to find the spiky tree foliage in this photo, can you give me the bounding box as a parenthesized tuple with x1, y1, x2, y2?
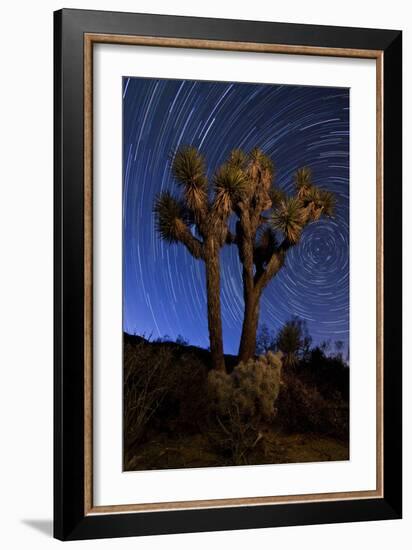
(318, 189, 336, 217)
(295, 166, 312, 192)
(271, 197, 304, 244)
(154, 193, 197, 247)
(213, 162, 248, 218)
(171, 146, 208, 221)
(276, 318, 305, 369)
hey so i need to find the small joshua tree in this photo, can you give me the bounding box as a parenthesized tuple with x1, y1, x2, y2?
(276, 318, 309, 369)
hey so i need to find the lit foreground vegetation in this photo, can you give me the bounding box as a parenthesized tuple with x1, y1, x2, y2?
(124, 321, 349, 470)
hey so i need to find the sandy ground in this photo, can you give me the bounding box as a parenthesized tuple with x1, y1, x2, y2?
(125, 429, 349, 471)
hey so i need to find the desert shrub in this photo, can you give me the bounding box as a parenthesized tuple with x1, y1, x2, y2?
(277, 372, 349, 438)
(207, 352, 283, 464)
(276, 317, 312, 369)
(208, 351, 283, 421)
(124, 340, 177, 463)
(175, 334, 189, 346)
(300, 346, 349, 400)
(124, 336, 211, 465)
(207, 402, 259, 465)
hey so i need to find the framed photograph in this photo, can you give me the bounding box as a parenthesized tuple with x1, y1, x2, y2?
(54, 8, 402, 540)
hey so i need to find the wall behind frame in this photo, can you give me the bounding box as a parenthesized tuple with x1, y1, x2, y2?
(0, 1, 408, 549)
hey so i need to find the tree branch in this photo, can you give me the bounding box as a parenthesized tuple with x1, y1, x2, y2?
(236, 211, 255, 298)
(254, 238, 293, 293)
(174, 219, 204, 259)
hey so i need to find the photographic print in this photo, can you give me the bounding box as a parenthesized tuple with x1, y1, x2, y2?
(122, 77, 350, 472)
(54, 11, 402, 538)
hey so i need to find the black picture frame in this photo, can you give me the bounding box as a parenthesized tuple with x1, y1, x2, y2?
(54, 8, 402, 541)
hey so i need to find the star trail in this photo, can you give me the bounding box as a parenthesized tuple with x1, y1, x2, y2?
(123, 77, 349, 356)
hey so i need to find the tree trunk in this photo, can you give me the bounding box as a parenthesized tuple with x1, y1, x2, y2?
(236, 215, 261, 363)
(238, 288, 260, 363)
(204, 238, 225, 371)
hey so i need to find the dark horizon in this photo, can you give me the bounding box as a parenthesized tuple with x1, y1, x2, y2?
(123, 329, 349, 364)
(123, 77, 349, 357)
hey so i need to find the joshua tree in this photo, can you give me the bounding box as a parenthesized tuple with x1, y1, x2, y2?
(276, 318, 308, 369)
(154, 146, 246, 371)
(154, 145, 336, 369)
(221, 150, 336, 362)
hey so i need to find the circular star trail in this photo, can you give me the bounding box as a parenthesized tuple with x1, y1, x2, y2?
(123, 77, 349, 355)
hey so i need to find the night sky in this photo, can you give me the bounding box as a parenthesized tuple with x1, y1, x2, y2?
(123, 77, 349, 355)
